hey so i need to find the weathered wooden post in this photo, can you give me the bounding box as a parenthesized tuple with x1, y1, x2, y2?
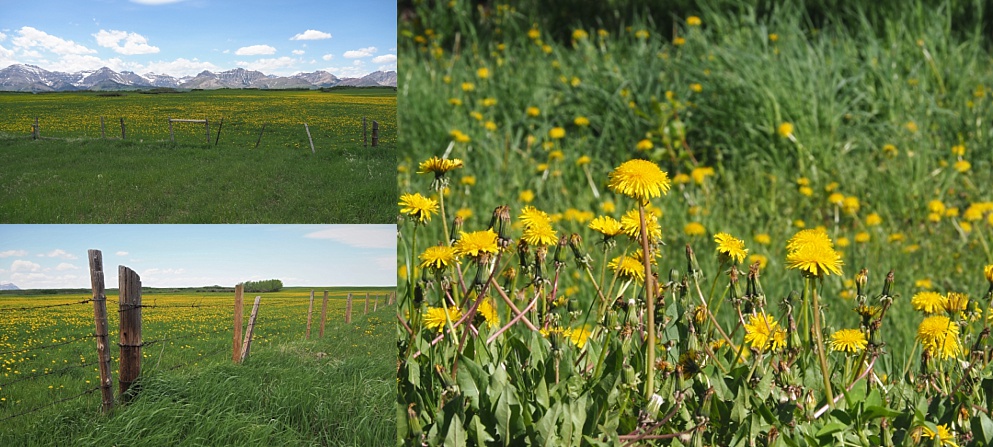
(32, 117, 39, 140)
(100, 116, 106, 139)
(205, 118, 210, 144)
(305, 290, 315, 339)
(214, 117, 223, 146)
(254, 123, 266, 149)
(239, 296, 261, 363)
(373, 294, 378, 312)
(304, 123, 315, 153)
(120, 118, 126, 140)
(364, 292, 370, 314)
(118, 266, 142, 402)
(371, 120, 379, 147)
(345, 292, 353, 324)
(319, 291, 329, 338)
(168, 118, 174, 142)
(388, 291, 395, 305)
(88, 250, 114, 413)
(232, 283, 244, 363)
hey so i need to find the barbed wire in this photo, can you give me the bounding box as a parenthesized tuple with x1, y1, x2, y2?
(0, 299, 93, 312)
(0, 334, 95, 357)
(142, 327, 231, 348)
(0, 386, 100, 423)
(0, 360, 101, 389)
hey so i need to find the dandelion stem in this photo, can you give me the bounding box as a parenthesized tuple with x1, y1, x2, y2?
(810, 278, 835, 408)
(639, 203, 656, 399)
(438, 185, 450, 245)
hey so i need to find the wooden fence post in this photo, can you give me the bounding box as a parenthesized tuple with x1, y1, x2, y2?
(232, 283, 244, 363)
(255, 123, 266, 149)
(345, 292, 352, 324)
(319, 291, 329, 338)
(363, 117, 367, 147)
(169, 117, 174, 142)
(306, 290, 315, 339)
(371, 120, 379, 147)
(364, 292, 370, 315)
(88, 250, 114, 413)
(32, 117, 39, 140)
(118, 266, 142, 402)
(240, 296, 261, 363)
(373, 294, 378, 312)
(214, 117, 223, 146)
(388, 291, 395, 305)
(120, 118, 126, 140)
(101, 116, 106, 139)
(304, 123, 315, 154)
(205, 118, 210, 144)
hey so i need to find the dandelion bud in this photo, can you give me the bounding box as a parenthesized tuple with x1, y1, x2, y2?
(553, 235, 569, 267)
(533, 246, 547, 283)
(449, 216, 463, 244)
(855, 268, 868, 298)
(882, 270, 894, 297)
(489, 205, 512, 248)
(646, 393, 664, 417)
(516, 240, 532, 275)
(686, 244, 702, 279)
(406, 403, 422, 437)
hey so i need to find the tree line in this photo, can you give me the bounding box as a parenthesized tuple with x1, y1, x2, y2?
(243, 279, 283, 292)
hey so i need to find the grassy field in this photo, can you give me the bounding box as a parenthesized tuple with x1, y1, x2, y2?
(0, 287, 395, 446)
(0, 89, 396, 223)
(398, 0, 993, 445)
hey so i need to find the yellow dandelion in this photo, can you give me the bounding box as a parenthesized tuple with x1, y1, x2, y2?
(522, 222, 558, 247)
(566, 326, 592, 348)
(453, 230, 499, 259)
(399, 193, 438, 224)
(588, 216, 624, 238)
(777, 122, 794, 138)
(830, 329, 867, 354)
(684, 222, 706, 237)
(921, 424, 958, 447)
(954, 160, 971, 173)
(828, 192, 845, 206)
(689, 82, 701, 92)
(744, 312, 783, 351)
(574, 116, 590, 127)
(526, 106, 540, 117)
(423, 306, 463, 333)
(865, 213, 882, 226)
(686, 16, 701, 26)
(418, 156, 463, 177)
(477, 298, 499, 327)
(419, 245, 457, 270)
(714, 232, 748, 264)
(609, 254, 646, 283)
(619, 209, 663, 244)
(476, 67, 490, 79)
(519, 206, 551, 229)
(607, 159, 671, 205)
(636, 139, 653, 151)
(785, 229, 843, 277)
(985, 265, 993, 284)
(754, 233, 771, 245)
(549, 127, 566, 139)
(882, 144, 898, 157)
(519, 189, 535, 203)
(690, 166, 715, 185)
(917, 315, 961, 360)
(749, 254, 768, 269)
(842, 196, 860, 215)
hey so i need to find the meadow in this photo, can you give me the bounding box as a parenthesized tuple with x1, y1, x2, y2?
(398, 0, 993, 445)
(0, 287, 396, 446)
(0, 89, 396, 223)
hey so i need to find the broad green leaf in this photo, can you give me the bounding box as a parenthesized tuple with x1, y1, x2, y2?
(972, 412, 993, 445)
(470, 414, 495, 445)
(755, 372, 774, 400)
(815, 421, 847, 438)
(444, 413, 467, 447)
(863, 405, 902, 420)
(456, 359, 481, 409)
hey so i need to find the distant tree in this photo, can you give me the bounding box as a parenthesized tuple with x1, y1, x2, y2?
(243, 279, 283, 292)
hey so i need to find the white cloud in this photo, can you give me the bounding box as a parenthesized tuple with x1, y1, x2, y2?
(116, 251, 129, 256)
(304, 225, 396, 249)
(94, 29, 160, 55)
(235, 44, 276, 56)
(371, 54, 396, 64)
(41, 249, 78, 259)
(343, 46, 377, 58)
(0, 250, 28, 258)
(11, 260, 41, 272)
(322, 54, 334, 61)
(236, 56, 299, 74)
(55, 262, 78, 271)
(0, 32, 7, 42)
(290, 30, 332, 41)
(11, 26, 96, 55)
(292, 50, 305, 55)
(142, 58, 219, 77)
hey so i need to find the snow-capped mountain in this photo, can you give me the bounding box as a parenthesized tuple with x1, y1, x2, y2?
(0, 282, 20, 291)
(0, 64, 397, 92)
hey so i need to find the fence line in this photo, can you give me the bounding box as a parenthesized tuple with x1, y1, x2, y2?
(0, 386, 101, 423)
(0, 298, 93, 312)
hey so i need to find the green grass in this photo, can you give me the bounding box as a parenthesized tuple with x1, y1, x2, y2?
(0, 306, 394, 446)
(0, 89, 396, 223)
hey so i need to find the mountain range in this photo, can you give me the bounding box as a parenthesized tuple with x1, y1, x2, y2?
(0, 64, 398, 92)
(0, 282, 19, 291)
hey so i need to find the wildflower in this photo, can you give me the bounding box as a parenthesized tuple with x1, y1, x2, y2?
(460, 176, 476, 186)
(419, 245, 456, 270)
(607, 159, 671, 205)
(785, 229, 843, 277)
(855, 232, 870, 243)
(917, 315, 961, 360)
(574, 116, 590, 127)
(690, 166, 715, 185)
(882, 144, 898, 157)
(986, 265, 993, 284)
(714, 232, 748, 264)
(768, 33, 779, 42)
(484, 121, 498, 131)
(916, 278, 933, 289)
(635, 29, 650, 39)
(672, 173, 691, 184)
(749, 254, 768, 269)
(794, 219, 806, 228)
(830, 329, 867, 354)
(636, 139, 653, 151)
(951, 144, 965, 156)
(828, 193, 845, 206)
(453, 230, 499, 259)
(921, 424, 958, 447)
(689, 83, 702, 92)
(589, 216, 624, 238)
(799, 186, 813, 197)
(686, 16, 701, 26)
(905, 121, 918, 133)
(455, 208, 473, 220)
(609, 254, 646, 283)
(744, 312, 784, 351)
(527, 28, 540, 40)
(482, 97, 497, 107)
(477, 298, 499, 327)
(449, 130, 471, 143)
(449, 98, 463, 106)
(423, 306, 463, 332)
(522, 222, 558, 247)
(566, 326, 592, 348)
(461, 82, 475, 92)
(620, 209, 663, 244)
(418, 156, 463, 179)
(674, 37, 687, 46)
(842, 196, 860, 215)
(954, 160, 971, 173)
(399, 193, 438, 224)
(754, 233, 771, 245)
(944, 292, 969, 313)
(777, 122, 794, 138)
(549, 127, 566, 139)
(519, 190, 535, 203)
(519, 206, 551, 229)
(684, 222, 706, 236)
(572, 29, 589, 40)
(865, 213, 882, 226)
(526, 106, 540, 117)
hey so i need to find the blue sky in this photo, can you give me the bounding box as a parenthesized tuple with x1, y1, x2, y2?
(0, 225, 397, 289)
(0, 0, 397, 77)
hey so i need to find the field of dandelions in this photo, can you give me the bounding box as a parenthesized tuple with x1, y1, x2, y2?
(398, 1, 993, 445)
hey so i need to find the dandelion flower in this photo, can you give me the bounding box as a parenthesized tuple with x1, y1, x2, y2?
(566, 326, 592, 348)
(522, 222, 558, 247)
(830, 329, 867, 354)
(749, 254, 768, 269)
(423, 306, 463, 332)
(419, 245, 456, 270)
(686, 16, 701, 26)
(526, 106, 540, 117)
(549, 127, 566, 139)
(684, 222, 706, 237)
(636, 139, 653, 151)
(399, 193, 438, 224)
(754, 233, 771, 245)
(921, 424, 958, 447)
(609, 254, 646, 283)
(519, 206, 551, 228)
(589, 216, 624, 237)
(785, 229, 843, 277)
(620, 209, 663, 244)
(574, 116, 590, 127)
(418, 156, 464, 178)
(944, 292, 969, 313)
(607, 159, 671, 205)
(477, 298, 499, 327)
(954, 160, 971, 173)
(714, 232, 748, 264)
(744, 312, 783, 351)
(917, 315, 961, 360)
(476, 67, 490, 79)
(777, 122, 794, 138)
(690, 166, 715, 185)
(453, 229, 499, 259)
(985, 265, 993, 284)
(828, 193, 845, 206)
(865, 213, 882, 226)
(842, 196, 860, 215)
(689, 82, 701, 92)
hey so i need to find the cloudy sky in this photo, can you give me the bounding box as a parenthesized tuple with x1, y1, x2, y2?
(0, 0, 397, 77)
(0, 225, 397, 289)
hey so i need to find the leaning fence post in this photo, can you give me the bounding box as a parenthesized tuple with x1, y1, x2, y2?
(240, 296, 261, 363)
(371, 120, 379, 147)
(118, 265, 142, 402)
(254, 123, 266, 149)
(88, 249, 114, 413)
(32, 117, 39, 140)
(214, 117, 223, 146)
(319, 291, 329, 338)
(304, 123, 315, 154)
(120, 118, 126, 140)
(306, 290, 315, 339)
(233, 283, 244, 363)
(345, 292, 353, 324)
(205, 118, 210, 145)
(388, 291, 395, 305)
(373, 294, 378, 312)
(364, 292, 370, 314)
